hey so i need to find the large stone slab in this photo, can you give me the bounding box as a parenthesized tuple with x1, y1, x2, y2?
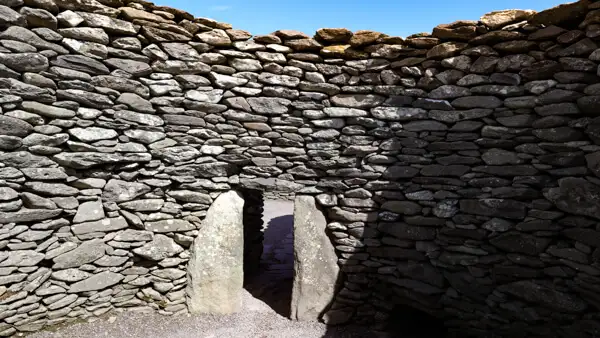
(68, 271, 124, 293)
(291, 195, 340, 321)
(0, 208, 62, 224)
(53, 239, 107, 269)
(186, 191, 244, 314)
(53, 152, 151, 169)
(133, 234, 183, 261)
(545, 178, 600, 220)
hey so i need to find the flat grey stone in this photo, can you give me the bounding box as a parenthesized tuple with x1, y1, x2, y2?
(119, 199, 164, 212)
(102, 179, 150, 203)
(76, 11, 138, 35)
(0, 4, 25, 27)
(0, 26, 67, 54)
(0, 250, 44, 267)
(166, 190, 211, 204)
(69, 127, 117, 142)
(73, 199, 105, 223)
(21, 192, 57, 209)
(68, 271, 124, 293)
(0, 208, 62, 224)
(291, 195, 340, 321)
(72, 217, 128, 235)
(51, 269, 91, 282)
(145, 219, 195, 233)
(133, 234, 183, 261)
(0, 187, 18, 201)
(58, 27, 109, 44)
(187, 191, 244, 314)
(51, 54, 109, 74)
(53, 152, 151, 169)
(21, 168, 68, 180)
(114, 110, 163, 126)
(24, 182, 78, 196)
(113, 229, 153, 242)
(0, 52, 47, 72)
(499, 281, 586, 313)
(53, 239, 107, 269)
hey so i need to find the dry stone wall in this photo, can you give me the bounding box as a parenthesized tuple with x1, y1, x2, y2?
(1, 0, 600, 337)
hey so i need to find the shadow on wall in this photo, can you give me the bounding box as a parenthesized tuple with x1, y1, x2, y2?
(241, 195, 449, 338)
(318, 218, 449, 338)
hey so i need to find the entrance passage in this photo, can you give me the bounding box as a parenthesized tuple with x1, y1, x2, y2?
(187, 192, 340, 321)
(244, 199, 295, 317)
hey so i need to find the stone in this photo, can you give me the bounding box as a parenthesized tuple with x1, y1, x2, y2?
(460, 199, 527, 219)
(331, 94, 385, 109)
(490, 232, 552, 255)
(72, 200, 105, 224)
(545, 178, 600, 220)
(247, 97, 291, 115)
(0, 250, 44, 267)
(151, 146, 200, 164)
(51, 269, 91, 282)
(53, 240, 107, 269)
(77, 11, 138, 35)
(0, 5, 25, 27)
(69, 127, 117, 142)
(133, 234, 183, 261)
(0, 115, 32, 137)
(21, 192, 56, 209)
(105, 58, 151, 77)
(145, 219, 195, 233)
(52, 55, 109, 74)
(68, 271, 124, 293)
(480, 9, 536, 29)
(53, 152, 151, 169)
(196, 29, 231, 46)
(59, 27, 109, 44)
(187, 191, 244, 314)
(0, 52, 47, 72)
(498, 281, 586, 313)
(25, 182, 77, 196)
(529, 1, 589, 26)
(102, 180, 151, 203)
(291, 196, 340, 321)
(0, 187, 18, 201)
(0, 208, 62, 224)
(0, 26, 67, 54)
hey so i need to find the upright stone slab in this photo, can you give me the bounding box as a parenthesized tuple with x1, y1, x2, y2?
(291, 195, 340, 321)
(186, 190, 245, 314)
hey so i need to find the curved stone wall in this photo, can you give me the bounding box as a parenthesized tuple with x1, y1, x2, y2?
(1, 0, 600, 336)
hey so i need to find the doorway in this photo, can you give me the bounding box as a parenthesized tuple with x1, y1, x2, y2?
(244, 198, 295, 317)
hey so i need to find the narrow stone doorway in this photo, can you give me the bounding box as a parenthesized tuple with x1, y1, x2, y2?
(186, 191, 339, 322)
(244, 198, 295, 317)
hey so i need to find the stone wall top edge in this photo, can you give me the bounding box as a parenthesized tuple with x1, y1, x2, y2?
(2, 0, 597, 61)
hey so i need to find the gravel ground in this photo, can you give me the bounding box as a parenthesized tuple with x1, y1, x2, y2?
(28, 200, 379, 338)
(29, 289, 372, 338)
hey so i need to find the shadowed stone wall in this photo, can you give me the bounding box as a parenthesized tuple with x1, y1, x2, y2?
(1, 0, 600, 337)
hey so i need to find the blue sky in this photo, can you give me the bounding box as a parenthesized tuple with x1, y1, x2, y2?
(154, 1, 567, 38)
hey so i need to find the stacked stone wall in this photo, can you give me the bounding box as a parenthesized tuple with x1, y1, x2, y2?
(1, 0, 600, 336)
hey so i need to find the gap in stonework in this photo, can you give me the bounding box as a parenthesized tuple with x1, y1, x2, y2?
(243, 198, 295, 318)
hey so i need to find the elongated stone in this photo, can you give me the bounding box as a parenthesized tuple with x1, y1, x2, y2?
(186, 191, 244, 314)
(291, 195, 339, 321)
